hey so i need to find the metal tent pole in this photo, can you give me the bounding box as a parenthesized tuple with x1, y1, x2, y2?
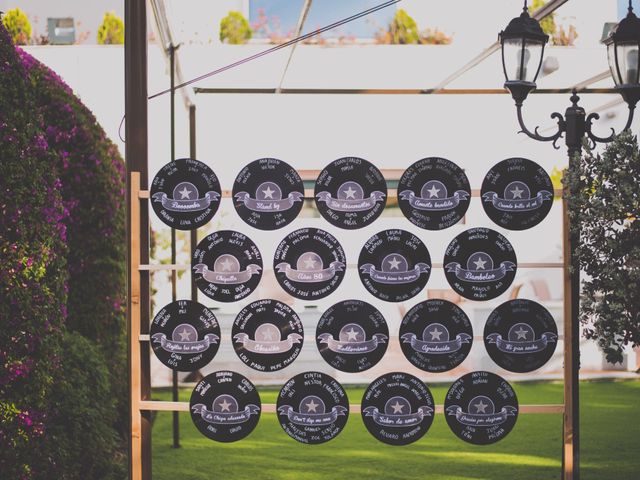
(168, 42, 181, 450)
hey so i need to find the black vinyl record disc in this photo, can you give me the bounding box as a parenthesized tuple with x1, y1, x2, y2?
(443, 227, 517, 301)
(277, 372, 349, 444)
(190, 371, 261, 442)
(316, 300, 388, 373)
(399, 299, 472, 373)
(314, 157, 387, 229)
(361, 372, 435, 445)
(273, 228, 346, 300)
(232, 299, 304, 372)
(484, 299, 558, 373)
(358, 229, 431, 302)
(150, 158, 221, 230)
(398, 157, 471, 230)
(232, 158, 304, 230)
(481, 158, 554, 230)
(150, 300, 221, 372)
(444, 371, 519, 445)
(192, 230, 263, 303)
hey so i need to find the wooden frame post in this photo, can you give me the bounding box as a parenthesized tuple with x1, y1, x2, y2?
(562, 193, 575, 480)
(125, 0, 151, 478)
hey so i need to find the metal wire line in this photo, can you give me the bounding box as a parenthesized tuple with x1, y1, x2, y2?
(147, 0, 402, 100)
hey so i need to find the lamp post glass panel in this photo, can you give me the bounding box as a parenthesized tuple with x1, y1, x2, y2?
(499, 5, 547, 106)
(604, 2, 640, 109)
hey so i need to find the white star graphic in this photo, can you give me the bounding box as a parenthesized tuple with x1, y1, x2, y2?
(390, 401, 405, 414)
(345, 328, 360, 341)
(178, 186, 192, 199)
(510, 186, 524, 199)
(303, 255, 317, 269)
(305, 399, 319, 413)
(387, 256, 401, 270)
(474, 400, 488, 414)
(262, 186, 275, 199)
(343, 186, 357, 199)
(218, 399, 232, 412)
(429, 327, 443, 341)
(178, 328, 192, 341)
(515, 327, 529, 340)
(473, 257, 487, 270)
(427, 185, 441, 198)
(262, 329, 275, 341)
(219, 258, 233, 271)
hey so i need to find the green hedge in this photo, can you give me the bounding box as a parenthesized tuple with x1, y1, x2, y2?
(47, 332, 125, 479)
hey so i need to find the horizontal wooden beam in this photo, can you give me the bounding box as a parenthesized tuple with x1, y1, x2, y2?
(139, 400, 563, 414)
(139, 261, 564, 272)
(194, 87, 614, 96)
(139, 333, 565, 342)
(140, 188, 564, 199)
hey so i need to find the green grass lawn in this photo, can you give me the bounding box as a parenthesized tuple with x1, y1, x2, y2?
(152, 379, 639, 480)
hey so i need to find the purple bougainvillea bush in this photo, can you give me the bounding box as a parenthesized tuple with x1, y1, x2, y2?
(19, 47, 128, 437)
(0, 23, 68, 479)
(1, 22, 126, 479)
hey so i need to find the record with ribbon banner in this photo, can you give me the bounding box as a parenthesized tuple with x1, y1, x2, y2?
(481, 157, 554, 230)
(273, 228, 346, 300)
(316, 300, 388, 373)
(399, 299, 473, 373)
(358, 229, 432, 302)
(444, 371, 518, 445)
(232, 158, 304, 230)
(232, 299, 304, 372)
(150, 158, 221, 230)
(277, 372, 349, 444)
(361, 372, 435, 445)
(314, 157, 387, 229)
(150, 300, 221, 372)
(484, 299, 558, 373)
(190, 371, 261, 442)
(443, 227, 517, 301)
(398, 157, 471, 230)
(192, 230, 263, 302)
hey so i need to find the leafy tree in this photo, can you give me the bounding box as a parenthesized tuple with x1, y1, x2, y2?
(529, 0, 578, 46)
(389, 9, 419, 44)
(565, 132, 640, 364)
(2, 8, 31, 45)
(97, 11, 124, 45)
(220, 11, 252, 45)
(529, 0, 556, 38)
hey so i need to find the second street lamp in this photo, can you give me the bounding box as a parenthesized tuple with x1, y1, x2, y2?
(603, 1, 640, 113)
(499, 2, 640, 479)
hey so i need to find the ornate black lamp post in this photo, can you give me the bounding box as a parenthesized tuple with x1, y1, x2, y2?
(499, 2, 640, 478)
(501, 1, 640, 152)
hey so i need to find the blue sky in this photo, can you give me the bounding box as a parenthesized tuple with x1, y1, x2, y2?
(249, 0, 396, 38)
(619, 0, 640, 17)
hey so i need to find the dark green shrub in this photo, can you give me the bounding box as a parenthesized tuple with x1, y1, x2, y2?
(220, 11, 252, 44)
(46, 332, 125, 480)
(566, 131, 640, 363)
